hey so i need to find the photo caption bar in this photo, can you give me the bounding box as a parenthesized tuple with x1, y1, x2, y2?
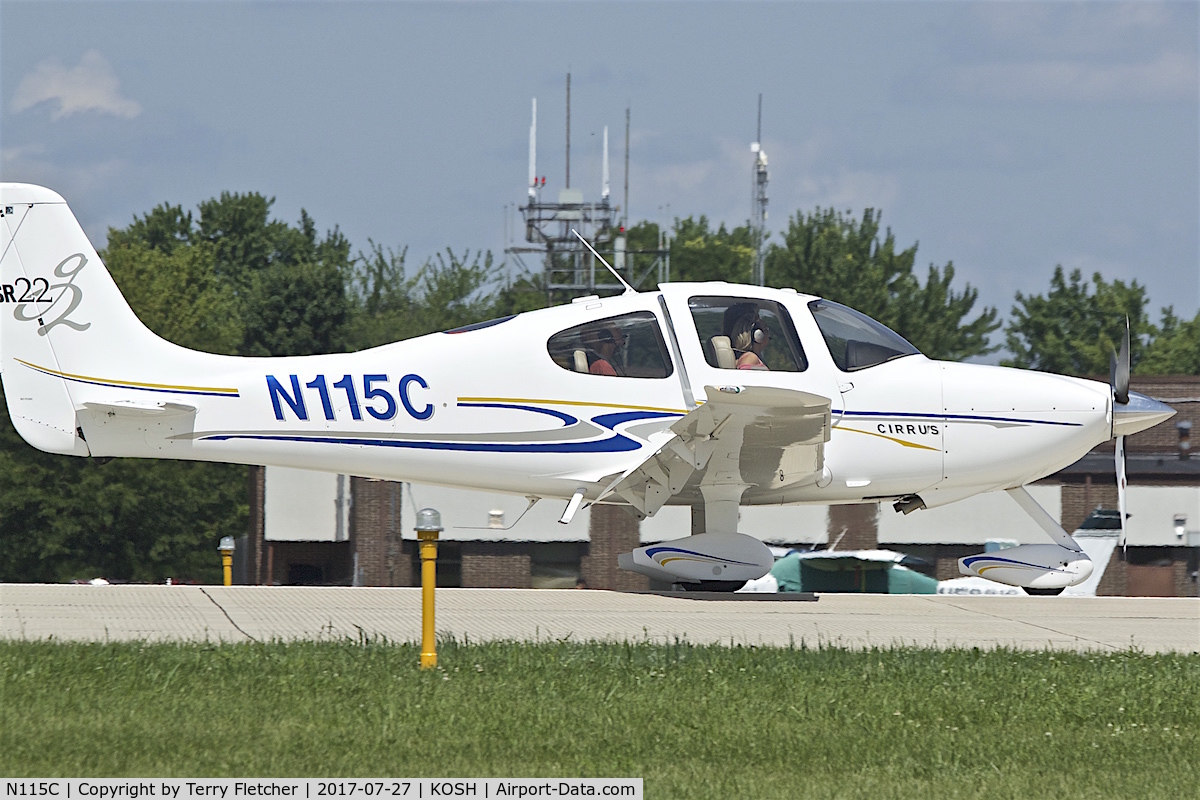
(2, 780, 642, 800)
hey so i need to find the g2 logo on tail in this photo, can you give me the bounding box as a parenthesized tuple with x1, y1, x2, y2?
(268, 373, 434, 422)
(7, 253, 90, 335)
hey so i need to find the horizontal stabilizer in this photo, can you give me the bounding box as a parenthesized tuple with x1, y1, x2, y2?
(81, 400, 198, 416)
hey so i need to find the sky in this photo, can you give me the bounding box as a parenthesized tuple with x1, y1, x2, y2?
(3, 1, 1197, 333)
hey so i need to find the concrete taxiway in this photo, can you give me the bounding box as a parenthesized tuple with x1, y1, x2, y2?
(2, 584, 1197, 652)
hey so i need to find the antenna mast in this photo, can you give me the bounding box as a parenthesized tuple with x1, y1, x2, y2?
(565, 72, 571, 189)
(528, 98, 537, 198)
(602, 126, 610, 199)
(623, 106, 630, 229)
(751, 93, 769, 286)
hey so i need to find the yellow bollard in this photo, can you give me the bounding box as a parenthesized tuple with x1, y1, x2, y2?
(415, 509, 443, 669)
(217, 536, 235, 587)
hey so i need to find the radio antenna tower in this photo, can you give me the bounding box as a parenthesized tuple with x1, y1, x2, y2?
(751, 93, 769, 286)
(505, 84, 669, 304)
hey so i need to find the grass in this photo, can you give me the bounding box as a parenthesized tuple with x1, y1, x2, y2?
(1, 638, 1197, 799)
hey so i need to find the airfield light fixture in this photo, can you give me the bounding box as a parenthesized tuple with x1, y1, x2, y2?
(217, 536, 235, 587)
(415, 508, 443, 669)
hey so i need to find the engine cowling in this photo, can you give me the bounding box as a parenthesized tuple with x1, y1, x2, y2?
(958, 544, 1093, 590)
(618, 532, 774, 584)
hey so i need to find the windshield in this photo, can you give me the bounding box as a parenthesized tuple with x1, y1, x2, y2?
(808, 300, 920, 371)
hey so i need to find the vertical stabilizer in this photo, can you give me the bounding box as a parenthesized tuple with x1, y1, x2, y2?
(1, 183, 183, 456)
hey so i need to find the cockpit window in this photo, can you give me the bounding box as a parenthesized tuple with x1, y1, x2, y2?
(808, 299, 920, 371)
(547, 312, 673, 378)
(688, 296, 807, 372)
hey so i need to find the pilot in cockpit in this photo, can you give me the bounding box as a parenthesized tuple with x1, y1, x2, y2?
(730, 313, 770, 371)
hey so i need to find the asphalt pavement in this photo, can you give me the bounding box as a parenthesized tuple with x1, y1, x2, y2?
(2, 584, 1197, 653)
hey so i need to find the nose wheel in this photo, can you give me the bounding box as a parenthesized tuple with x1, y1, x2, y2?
(1024, 587, 1065, 596)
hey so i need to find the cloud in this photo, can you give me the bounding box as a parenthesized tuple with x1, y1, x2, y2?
(976, 2, 1173, 56)
(945, 50, 1197, 103)
(792, 171, 900, 215)
(12, 50, 142, 120)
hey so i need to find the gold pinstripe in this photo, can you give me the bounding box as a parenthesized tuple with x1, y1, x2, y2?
(16, 358, 239, 395)
(835, 425, 940, 452)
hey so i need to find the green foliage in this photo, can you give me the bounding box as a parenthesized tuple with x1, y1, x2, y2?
(1005, 266, 1151, 375)
(1, 640, 1196, 798)
(669, 215, 756, 284)
(344, 244, 506, 350)
(888, 263, 1001, 363)
(107, 194, 355, 356)
(623, 219, 663, 254)
(242, 259, 349, 356)
(0, 386, 247, 583)
(103, 241, 243, 355)
(494, 272, 552, 317)
(105, 202, 193, 255)
(413, 248, 505, 333)
(765, 208, 999, 360)
(1140, 309, 1200, 375)
(194, 192, 296, 291)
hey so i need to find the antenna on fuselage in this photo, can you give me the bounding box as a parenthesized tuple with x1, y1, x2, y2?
(572, 228, 635, 295)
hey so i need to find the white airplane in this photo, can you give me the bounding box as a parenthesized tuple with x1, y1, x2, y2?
(0, 183, 1176, 593)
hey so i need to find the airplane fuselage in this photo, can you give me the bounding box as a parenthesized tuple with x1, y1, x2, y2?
(50, 281, 1111, 510)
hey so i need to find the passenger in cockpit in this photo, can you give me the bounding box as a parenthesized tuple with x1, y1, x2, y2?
(731, 314, 770, 371)
(585, 324, 626, 376)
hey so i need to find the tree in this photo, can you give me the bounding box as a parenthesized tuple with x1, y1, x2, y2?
(240, 259, 349, 356)
(1139, 309, 1200, 375)
(194, 191, 295, 291)
(0, 384, 246, 584)
(1004, 266, 1150, 375)
(108, 193, 355, 357)
(669, 216, 756, 284)
(344, 243, 506, 350)
(765, 208, 999, 360)
(103, 241, 243, 355)
(105, 201, 193, 255)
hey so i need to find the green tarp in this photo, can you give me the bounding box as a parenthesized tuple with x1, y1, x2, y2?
(769, 553, 938, 594)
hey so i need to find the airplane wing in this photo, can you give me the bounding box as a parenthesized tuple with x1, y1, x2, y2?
(600, 385, 831, 518)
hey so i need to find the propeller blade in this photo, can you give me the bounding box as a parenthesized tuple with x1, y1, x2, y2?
(1116, 434, 1128, 552)
(1111, 317, 1130, 405)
